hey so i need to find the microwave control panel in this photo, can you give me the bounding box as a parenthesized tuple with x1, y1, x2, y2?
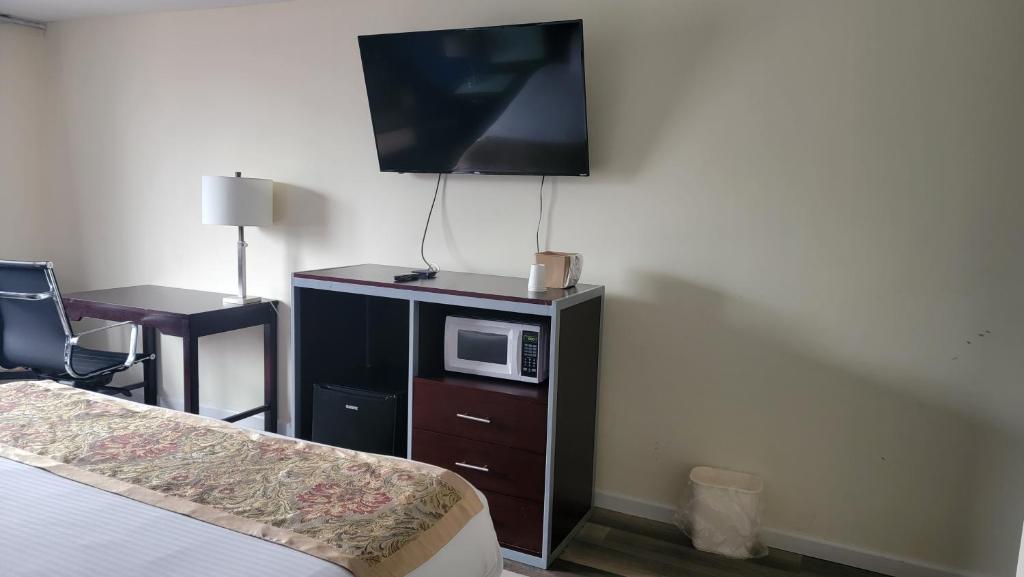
(521, 331, 540, 378)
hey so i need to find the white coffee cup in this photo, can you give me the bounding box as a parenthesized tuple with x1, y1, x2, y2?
(528, 263, 547, 292)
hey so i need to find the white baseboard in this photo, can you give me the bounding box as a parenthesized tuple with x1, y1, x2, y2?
(593, 490, 970, 577)
(760, 527, 975, 577)
(595, 489, 678, 524)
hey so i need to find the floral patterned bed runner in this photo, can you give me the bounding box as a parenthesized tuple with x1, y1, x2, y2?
(0, 380, 483, 577)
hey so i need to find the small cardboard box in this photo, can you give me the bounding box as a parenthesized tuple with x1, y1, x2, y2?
(535, 251, 583, 289)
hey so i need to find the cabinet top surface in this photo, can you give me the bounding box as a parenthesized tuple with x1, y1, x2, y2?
(293, 264, 602, 305)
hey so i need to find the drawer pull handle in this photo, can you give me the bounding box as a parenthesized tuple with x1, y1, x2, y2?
(455, 462, 489, 473)
(456, 413, 491, 424)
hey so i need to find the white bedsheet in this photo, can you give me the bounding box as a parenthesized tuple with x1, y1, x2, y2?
(0, 456, 502, 577)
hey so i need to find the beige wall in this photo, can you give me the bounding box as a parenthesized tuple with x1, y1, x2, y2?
(0, 23, 51, 259)
(13, 0, 1024, 575)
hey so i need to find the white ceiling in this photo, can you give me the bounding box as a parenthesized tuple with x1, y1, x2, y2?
(0, 0, 283, 22)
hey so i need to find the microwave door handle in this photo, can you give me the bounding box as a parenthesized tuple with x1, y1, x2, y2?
(509, 326, 521, 376)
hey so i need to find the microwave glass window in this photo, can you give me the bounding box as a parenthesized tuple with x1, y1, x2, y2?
(457, 330, 508, 364)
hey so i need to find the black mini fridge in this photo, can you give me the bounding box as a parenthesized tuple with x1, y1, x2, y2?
(311, 382, 407, 457)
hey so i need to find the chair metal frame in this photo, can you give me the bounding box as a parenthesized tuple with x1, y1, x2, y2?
(0, 260, 153, 381)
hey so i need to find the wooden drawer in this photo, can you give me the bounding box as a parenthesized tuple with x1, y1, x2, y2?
(483, 490, 543, 555)
(412, 429, 545, 502)
(413, 377, 547, 454)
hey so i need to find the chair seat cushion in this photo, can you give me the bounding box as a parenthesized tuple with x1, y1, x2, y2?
(68, 347, 129, 376)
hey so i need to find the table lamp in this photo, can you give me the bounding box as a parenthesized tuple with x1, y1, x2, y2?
(202, 172, 273, 305)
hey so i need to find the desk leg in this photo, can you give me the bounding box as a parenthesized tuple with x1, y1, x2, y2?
(264, 315, 278, 433)
(142, 327, 158, 406)
(183, 331, 200, 415)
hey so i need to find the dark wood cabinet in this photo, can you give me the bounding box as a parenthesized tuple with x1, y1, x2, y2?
(412, 376, 548, 454)
(484, 490, 545, 554)
(293, 264, 603, 569)
(413, 428, 546, 502)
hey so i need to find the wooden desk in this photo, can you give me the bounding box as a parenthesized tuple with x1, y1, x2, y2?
(63, 285, 278, 433)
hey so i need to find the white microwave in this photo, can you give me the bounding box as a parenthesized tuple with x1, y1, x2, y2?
(444, 316, 548, 384)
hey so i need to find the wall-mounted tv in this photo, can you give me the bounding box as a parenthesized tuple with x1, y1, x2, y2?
(358, 20, 590, 176)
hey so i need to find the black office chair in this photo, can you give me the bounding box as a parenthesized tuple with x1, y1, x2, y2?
(0, 260, 154, 396)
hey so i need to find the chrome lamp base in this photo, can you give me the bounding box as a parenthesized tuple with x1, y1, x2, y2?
(222, 225, 261, 307)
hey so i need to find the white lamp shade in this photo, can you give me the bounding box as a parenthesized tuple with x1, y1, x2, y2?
(202, 175, 273, 226)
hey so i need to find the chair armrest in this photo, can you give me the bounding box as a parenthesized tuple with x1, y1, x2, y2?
(124, 324, 140, 367)
(69, 320, 135, 345)
(63, 323, 150, 380)
(0, 290, 53, 301)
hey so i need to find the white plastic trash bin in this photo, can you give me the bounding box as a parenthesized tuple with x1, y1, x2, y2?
(676, 466, 766, 559)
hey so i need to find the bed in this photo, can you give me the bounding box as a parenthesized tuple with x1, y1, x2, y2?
(0, 380, 503, 577)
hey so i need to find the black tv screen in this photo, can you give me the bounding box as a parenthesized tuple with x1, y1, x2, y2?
(358, 20, 589, 176)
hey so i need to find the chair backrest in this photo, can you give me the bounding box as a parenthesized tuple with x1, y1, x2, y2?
(0, 261, 72, 376)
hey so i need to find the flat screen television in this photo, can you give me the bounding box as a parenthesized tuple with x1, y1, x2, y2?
(358, 20, 589, 176)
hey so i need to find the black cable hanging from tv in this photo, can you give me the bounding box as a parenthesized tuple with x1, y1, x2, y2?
(536, 175, 546, 254)
(419, 173, 443, 273)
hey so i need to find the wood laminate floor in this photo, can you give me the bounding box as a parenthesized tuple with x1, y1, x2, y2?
(504, 509, 886, 577)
